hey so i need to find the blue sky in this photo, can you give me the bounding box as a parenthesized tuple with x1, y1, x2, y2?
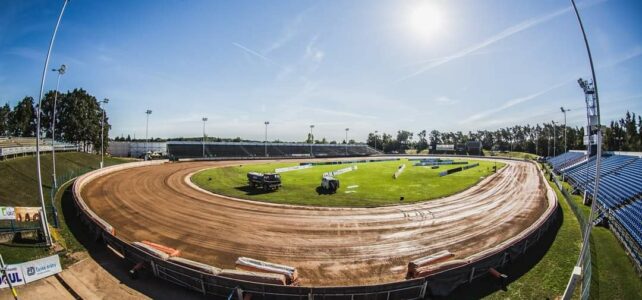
(1, 0, 641, 142)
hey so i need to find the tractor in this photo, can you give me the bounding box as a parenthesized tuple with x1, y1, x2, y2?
(247, 172, 282, 191)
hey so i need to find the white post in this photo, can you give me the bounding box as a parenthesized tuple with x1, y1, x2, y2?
(35, 0, 69, 247)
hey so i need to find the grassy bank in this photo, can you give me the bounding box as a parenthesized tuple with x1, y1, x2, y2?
(0, 152, 129, 264)
(192, 158, 502, 207)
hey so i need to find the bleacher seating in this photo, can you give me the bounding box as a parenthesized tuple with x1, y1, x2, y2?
(548, 151, 642, 266)
(167, 141, 379, 159)
(0, 137, 77, 158)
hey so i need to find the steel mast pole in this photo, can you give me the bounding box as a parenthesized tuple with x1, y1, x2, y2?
(202, 117, 208, 158)
(50, 65, 65, 188)
(100, 99, 109, 168)
(264, 121, 269, 157)
(35, 0, 69, 247)
(309, 125, 314, 157)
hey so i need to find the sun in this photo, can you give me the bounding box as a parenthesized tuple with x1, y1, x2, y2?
(406, 2, 445, 42)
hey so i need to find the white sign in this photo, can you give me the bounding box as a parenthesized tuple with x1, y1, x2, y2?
(0, 264, 25, 289)
(0, 255, 61, 289)
(323, 165, 357, 177)
(275, 165, 312, 173)
(20, 255, 62, 284)
(0, 207, 15, 220)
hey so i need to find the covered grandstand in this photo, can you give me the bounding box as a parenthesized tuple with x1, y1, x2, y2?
(548, 151, 642, 272)
(167, 141, 379, 159)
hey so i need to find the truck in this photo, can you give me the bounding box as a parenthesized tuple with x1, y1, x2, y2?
(321, 176, 340, 193)
(247, 172, 282, 191)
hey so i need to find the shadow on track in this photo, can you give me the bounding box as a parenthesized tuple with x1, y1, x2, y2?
(60, 184, 208, 300)
(434, 205, 563, 300)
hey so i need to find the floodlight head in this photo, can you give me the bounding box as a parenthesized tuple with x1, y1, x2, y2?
(202, 117, 208, 122)
(146, 110, 152, 115)
(345, 128, 349, 131)
(265, 121, 270, 125)
(102, 98, 109, 104)
(52, 64, 66, 75)
(310, 125, 314, 128)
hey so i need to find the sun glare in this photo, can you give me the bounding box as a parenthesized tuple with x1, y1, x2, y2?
(407, 2, 445, 42)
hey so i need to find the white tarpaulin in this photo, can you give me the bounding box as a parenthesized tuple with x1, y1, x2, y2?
(274, 165, 312, 173)
(0, 207, 15, 220)
(0, 255, 61, 289)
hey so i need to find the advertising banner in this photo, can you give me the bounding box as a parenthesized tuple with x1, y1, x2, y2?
(0, 264, 25, 289)
(275, 165, 312, 173)
(0, 255, 61, 289)
(20, 255, 62, 284)
(14, 207, 41, 222)
(0, 207, 16, 220)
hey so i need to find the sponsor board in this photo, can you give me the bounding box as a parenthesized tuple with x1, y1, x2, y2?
(0, 265, 25, 289)
(0, 255, 61, 289)
(275, 165, 312, 173)
(323, 165, 357, 177)
(14, 207, 41, 222)
(0, 207, 16, 220)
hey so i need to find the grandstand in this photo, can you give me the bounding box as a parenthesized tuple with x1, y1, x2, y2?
(0, 137, 78, 159)
(548, 151, 642, 272)
(167, 141, 380, 159)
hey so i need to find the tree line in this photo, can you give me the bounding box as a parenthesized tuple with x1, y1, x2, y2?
(0, 88, 110, 152)
(366, 111, 642, 156)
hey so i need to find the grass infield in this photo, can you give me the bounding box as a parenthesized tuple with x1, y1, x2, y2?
(192, 158, 503, 207)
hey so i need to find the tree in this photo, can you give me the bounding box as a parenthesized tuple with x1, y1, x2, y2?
(8, 97, 36, 137)
(0, 103, 10, 136)
(416, 130, 428, 152)
(396, 130, 413, 153)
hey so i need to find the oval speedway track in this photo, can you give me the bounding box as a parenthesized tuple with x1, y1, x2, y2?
(80, 158, 549, 286)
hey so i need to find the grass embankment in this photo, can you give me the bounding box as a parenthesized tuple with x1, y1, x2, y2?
(478, 167, 583, 299)
(485, 151, 539, 160)
(0, 152, 129, 264)
(193, 158, 502, 207)
(559, 181, 642, 299)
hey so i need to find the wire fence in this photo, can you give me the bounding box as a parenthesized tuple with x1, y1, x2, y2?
(548, 165, 591, 300)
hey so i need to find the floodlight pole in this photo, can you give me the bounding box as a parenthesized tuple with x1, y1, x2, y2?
(202, 117, 208, 158)
(552, 121, 557, 157)
(100, 98, 109, 168)
(264, 121, 269, 157)
(145, 110, 152, 159)
(309, 125, 314, 157)
(51, 64, 65, 188)
(344, 128, 349, 156)
(561, 107, 571, 153)
(35, 0, 68, 247)
(563, 1, 603, 299)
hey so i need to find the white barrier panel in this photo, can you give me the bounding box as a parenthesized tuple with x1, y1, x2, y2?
(323, 165, 357, 177)
(393, 164, 406, 179)
(274, 165, 312, 173)
(0, 265, 25, 289)
(0, 255, 62, 289)
(0, 207, 15, 220)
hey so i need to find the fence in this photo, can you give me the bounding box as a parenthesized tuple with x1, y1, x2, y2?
(71, 158, 559, 299)
(549, 166, 591, 300)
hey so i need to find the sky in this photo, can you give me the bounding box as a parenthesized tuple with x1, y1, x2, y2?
(1, 0, 641, 142)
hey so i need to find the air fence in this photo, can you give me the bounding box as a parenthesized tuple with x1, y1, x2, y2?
(71, 158, 558, 299)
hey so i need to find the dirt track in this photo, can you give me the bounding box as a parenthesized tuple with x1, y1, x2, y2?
(80, 158, 548, 286)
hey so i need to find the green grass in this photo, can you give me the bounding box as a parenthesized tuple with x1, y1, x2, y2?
(0, 152, 129, 264)
(481, 168, 583, 299)
(485, 151, 539, 160)
(192, 158, 503, 207)
(0, 152, 129, 207)
(557, 178, 642, 299)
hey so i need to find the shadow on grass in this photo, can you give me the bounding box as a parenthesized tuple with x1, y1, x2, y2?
(234, 185, 276, 195)
(315, 186, 337, 195)
(436, 206, 563, 300)
(60, 184, 207, 300)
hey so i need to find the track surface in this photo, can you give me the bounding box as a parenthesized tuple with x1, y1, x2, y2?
(81, 158, 548, 286)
